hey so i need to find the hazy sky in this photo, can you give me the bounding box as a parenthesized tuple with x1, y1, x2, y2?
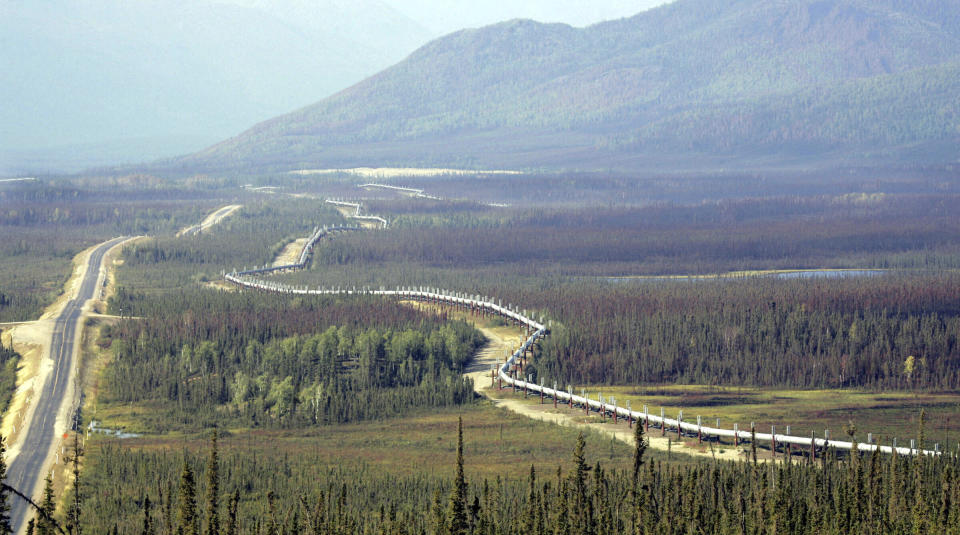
(1, 0, 671, 173)
(219, 0, 672, 35)
(377, 0, 672, 34)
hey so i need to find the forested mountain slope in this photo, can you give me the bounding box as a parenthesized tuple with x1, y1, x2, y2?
(180, 0, 960, 171)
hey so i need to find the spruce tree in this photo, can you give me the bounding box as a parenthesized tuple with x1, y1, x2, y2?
(593, 461, 610, 535)
(0, 435, 11, 535)
(448, 416, 468, 535)
(555, 480, 570, 535)
(287, 509, 300, 535)
(431, 489, 447, 535)
(523, 465, 537, 535)
(468, 496, 481, 534)
(224, 489, 239, 535)
(644, 462, 657, 535)
(888, 450, 902, 532)
(302, 491, 324, 535)
(913, 409, 928, 535)
(36, 474, 55, 535)
(140, 495, 154, 535)
(65, 432, 82, 535)
(475, 485, 489, 535)
(266, 491, 279, 535)
(569, 432, 591, 534)
(204, 431, 220, 535)
(177, 460, 197, 535)
(939, 463, 951, 531)
(632, 418, 647, 497)
(846, 421, 864, 530)
(163, 481, 174, 535)
(867, 448, 884, 533)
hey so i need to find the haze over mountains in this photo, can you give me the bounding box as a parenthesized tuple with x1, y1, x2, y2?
(185, 0, 960, 172)
(1, 0, 664, 175)
(0, 0, 435, 173)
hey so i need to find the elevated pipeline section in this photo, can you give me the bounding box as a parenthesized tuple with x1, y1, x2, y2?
(230, 224, 362, 277)
(324, 199, 389, 227)
(225, 201, 936, 458)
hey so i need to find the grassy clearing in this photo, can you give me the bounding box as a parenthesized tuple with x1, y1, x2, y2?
(87, 402, 658, 482)
(534, 383, 960, 450)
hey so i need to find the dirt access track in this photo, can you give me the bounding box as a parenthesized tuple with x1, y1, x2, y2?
(272, 238, 308, 267)
(398, 301, 748, 462)
(463, 324, 749, 463)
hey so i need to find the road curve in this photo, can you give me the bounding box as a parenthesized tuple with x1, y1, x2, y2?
(7, 236, 127, 534)
(226, 201, 938, 459)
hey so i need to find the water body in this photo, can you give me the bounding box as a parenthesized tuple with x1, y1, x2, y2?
(601, 269, 886, 283)
(773, 269, 885, 279)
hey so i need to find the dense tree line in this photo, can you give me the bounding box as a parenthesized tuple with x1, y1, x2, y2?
(316, 195, 960, 275)
(77, 418, 960, 534)
(0, 287, 57, 325)
(275, 196, 960, 391)
(101, 291, 483, 429)
(307, 169, 960, 207)
(0, 201, 200, 230)
(529, 274, 960, 390)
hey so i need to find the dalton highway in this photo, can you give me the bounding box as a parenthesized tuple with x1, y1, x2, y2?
(8, 236, 127, 534)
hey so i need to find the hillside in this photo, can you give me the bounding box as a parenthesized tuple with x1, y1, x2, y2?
(181, 0, 960, 171)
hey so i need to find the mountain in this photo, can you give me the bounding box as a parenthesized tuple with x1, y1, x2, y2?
(182, 0, 960, 172)
(0, 0, 432, 174)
